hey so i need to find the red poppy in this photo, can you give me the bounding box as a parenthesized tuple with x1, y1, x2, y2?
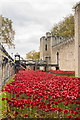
(15, 112, 18, 116)
(2, 97, 5, 101)
(49, 107, 54, 111)
(24, 114, 28, 117)
(76, 107, 80, 110)
(39, 106, 42, 109)
(67, 115, 72, 119)
(75, 117, 80, 120)
(58, 108, 62, 112)
(45, 108, 49, 112)
(15, 94, 19, 97)
(64, 101, 68, 106)
(75, 100, 80, 104)
(63, 109, 69, 114)
(70, 110, 74, 114)
(70, 100, 74, 104)
(44, 95, 48, 100)
(1, 89, 4, 92)
(47, 103, 51, 109)
(74, 111, 79, 115)
(54, 101, 59, 105)
(54, 107, 57, 111)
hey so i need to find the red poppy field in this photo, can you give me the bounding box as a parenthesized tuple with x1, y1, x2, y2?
(2, 70, 80, 119)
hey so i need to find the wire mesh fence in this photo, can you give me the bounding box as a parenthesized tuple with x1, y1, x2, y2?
(0, 43, 15, 90)
(1, 61, 15, 89)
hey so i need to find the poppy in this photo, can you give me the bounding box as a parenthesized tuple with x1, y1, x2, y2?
(2, 97, 5, 101)
(15, 112, 18, 116)
(25, 114, 28, 117)
(67, 115, 72, 119)
(63, 109, 69, 114)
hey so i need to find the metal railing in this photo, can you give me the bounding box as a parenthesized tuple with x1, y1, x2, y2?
(0, 43, 15, 90)
(0, 61, 15, 88)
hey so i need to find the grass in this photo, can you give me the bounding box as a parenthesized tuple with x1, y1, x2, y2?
(0, 90, 2, 118)
(52, 73, 75, 77)
(1, 75, 15, 119)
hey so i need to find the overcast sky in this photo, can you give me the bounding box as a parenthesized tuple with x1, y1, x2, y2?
(0, 0, 79, 59)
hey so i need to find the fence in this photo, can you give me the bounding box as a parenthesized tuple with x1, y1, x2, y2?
(0, 43, 15, 90)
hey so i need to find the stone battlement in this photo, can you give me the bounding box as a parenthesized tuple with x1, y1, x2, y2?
(52, 36, 74, 47)
(40, 32, 74, 47)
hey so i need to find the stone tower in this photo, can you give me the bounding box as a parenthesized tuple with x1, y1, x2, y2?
(74, 2, 80, 77)
(40, 36, 45, 61)
(40, 32, 52, 64)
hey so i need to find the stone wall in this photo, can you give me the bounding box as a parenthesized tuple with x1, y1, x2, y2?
(74, 3, 80, 77)
(40, 32, 75, 71)
(51, 38, 75, 71)
(0, 50, 2, 88)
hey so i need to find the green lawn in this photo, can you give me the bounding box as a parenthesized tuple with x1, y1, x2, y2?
(0, 90, 2, 119)
(52, 73, 75, 77)
(1, 75, 15, 119)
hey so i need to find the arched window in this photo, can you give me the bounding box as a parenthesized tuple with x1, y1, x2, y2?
(45, 44, 47, 51)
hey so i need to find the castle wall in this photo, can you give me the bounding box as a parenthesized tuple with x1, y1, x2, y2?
(40, 33, 75, 71)
(40, 2, 80, 74)
(51, 38, 75, 71)
(74, 3, 80, 77)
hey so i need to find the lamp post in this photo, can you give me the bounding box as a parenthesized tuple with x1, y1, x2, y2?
(15, 53, 20, 73)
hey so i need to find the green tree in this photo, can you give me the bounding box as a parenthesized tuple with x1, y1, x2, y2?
(0, 15, 15, 47)
(33, 51, 40, 60)
(51, 14, 74, 38)
(26, 50, 40, 60)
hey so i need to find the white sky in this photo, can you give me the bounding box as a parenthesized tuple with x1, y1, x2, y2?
(0, 0, 79, 59)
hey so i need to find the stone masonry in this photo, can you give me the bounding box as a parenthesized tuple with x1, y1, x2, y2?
(40, 2, 80, 77)
(73, 2, 80, 77)
(40, 33, 75, 71)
